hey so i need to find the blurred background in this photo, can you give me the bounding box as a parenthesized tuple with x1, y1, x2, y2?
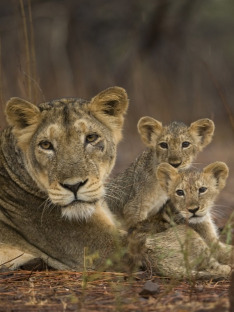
(0, 0, 233, 226)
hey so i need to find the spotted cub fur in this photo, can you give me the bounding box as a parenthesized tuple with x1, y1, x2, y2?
(129, 162, 234, 267)
(106, 117, 214, 227)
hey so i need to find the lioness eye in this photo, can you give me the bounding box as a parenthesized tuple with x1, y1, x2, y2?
(199, 187, 207, 194)
(159, 142, 168, 149)
(182, 141, 190, 148)
(176, 189, 184, 196)
(86, 134, 99, 143)
(39, 141, 53, 150)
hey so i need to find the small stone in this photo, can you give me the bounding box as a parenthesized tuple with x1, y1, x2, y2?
(139, 280, 160, 297)
(196, 284, 204, 292)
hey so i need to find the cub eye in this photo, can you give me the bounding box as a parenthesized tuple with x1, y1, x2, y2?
(159, 142, 168, 149)
(39, 141, 53, 150)
(176, 189, 184, 196)
(86, 133, 99, 143)
(199, 187, 207, 194)
(182, 141, 190, 148)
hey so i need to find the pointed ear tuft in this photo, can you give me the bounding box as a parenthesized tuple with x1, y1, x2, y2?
(203, 161, 229, 190)
(88, 87, 128, 144)
(156, 162, 179, 193)
(137, 116, 162, 147)
(189, 118, 215, 150)
(5, 97, 40, 129)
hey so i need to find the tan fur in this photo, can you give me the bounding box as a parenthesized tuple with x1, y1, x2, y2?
(145, 225, 231, 280)
(128, 226, 232, 280)
(106, 117, 214, 227)
(138, 117, 214, 167)
(157, 161, 234, 265)
(0, 244, 35, 269)
(0, 87, 130, 270)
(127, 162, 233, 279)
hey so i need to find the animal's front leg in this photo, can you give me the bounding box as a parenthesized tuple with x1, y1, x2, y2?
(191, 216, 218, 241)
(0, 244, 35, 270)
(192, 219, 234, 265)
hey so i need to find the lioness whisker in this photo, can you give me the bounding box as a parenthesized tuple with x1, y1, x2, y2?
(104, 193, 124, 205)
(40, 198, 56, 224)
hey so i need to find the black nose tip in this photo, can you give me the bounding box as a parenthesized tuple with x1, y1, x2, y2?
(188, 207, 199, 214)
(170, 162, 182, 168)
(60, 179, 88, 194)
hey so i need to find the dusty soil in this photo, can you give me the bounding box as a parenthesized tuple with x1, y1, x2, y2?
(0, 269, 233, 312)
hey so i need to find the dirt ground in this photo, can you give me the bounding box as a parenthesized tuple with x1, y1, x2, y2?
(0, 269, 233, 312)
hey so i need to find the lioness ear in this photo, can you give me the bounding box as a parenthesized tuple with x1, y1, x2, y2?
(189, 118, 215, 150)
(5, 97, 40, 129)
(156, 162, 179, 193)
(88, 87, 128, 143)
(203, 161, 229, 190)
(137, 116, 162, 147)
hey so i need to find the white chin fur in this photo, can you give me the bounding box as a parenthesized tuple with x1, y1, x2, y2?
(61, 202, 96, 221)
(189, 215, 207, 224)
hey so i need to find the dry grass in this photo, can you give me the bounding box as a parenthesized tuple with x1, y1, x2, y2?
(0, 270, 232, 312)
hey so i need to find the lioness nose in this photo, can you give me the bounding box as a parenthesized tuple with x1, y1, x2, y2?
(60, 179, 88, 194)
(169, 161, 182, 168)
(188, 207, 199, 214)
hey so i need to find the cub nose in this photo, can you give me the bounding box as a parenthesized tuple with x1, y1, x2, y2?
(169, 161, 182, 168)
(188, 207, 199, 214)
(60, 179, 88, 194)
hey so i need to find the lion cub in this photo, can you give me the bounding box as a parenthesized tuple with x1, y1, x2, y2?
(156, 161, 233, 264)
(133, 161, 233, 265)
(106, 117, 214, 227)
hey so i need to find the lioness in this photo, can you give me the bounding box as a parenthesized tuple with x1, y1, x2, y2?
(106, 117, 214, 227)
(0, 87, 129, 270)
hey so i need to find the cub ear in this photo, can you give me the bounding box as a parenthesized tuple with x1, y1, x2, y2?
(203, 161, 229, 190)
(5, 97, 40, 129)
(88, 87, 128, 144)
(137, 116, 162, 147)
(189, 118, 215, 150)
(156, 162, 179, 193)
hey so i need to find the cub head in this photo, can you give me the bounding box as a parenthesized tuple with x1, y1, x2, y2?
(138, 117, 214, 169)
(156, 162, 229, 223)
(5, 86, 128, 220)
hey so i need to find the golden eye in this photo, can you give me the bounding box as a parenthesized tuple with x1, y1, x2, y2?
(86, 134, 99, 143)
(39, 141, 53, 150)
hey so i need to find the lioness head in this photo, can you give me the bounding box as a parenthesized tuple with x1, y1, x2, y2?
(157, 162, 229, 223)
(138, 117, 214, 169)
(5, 87, 128, 220)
